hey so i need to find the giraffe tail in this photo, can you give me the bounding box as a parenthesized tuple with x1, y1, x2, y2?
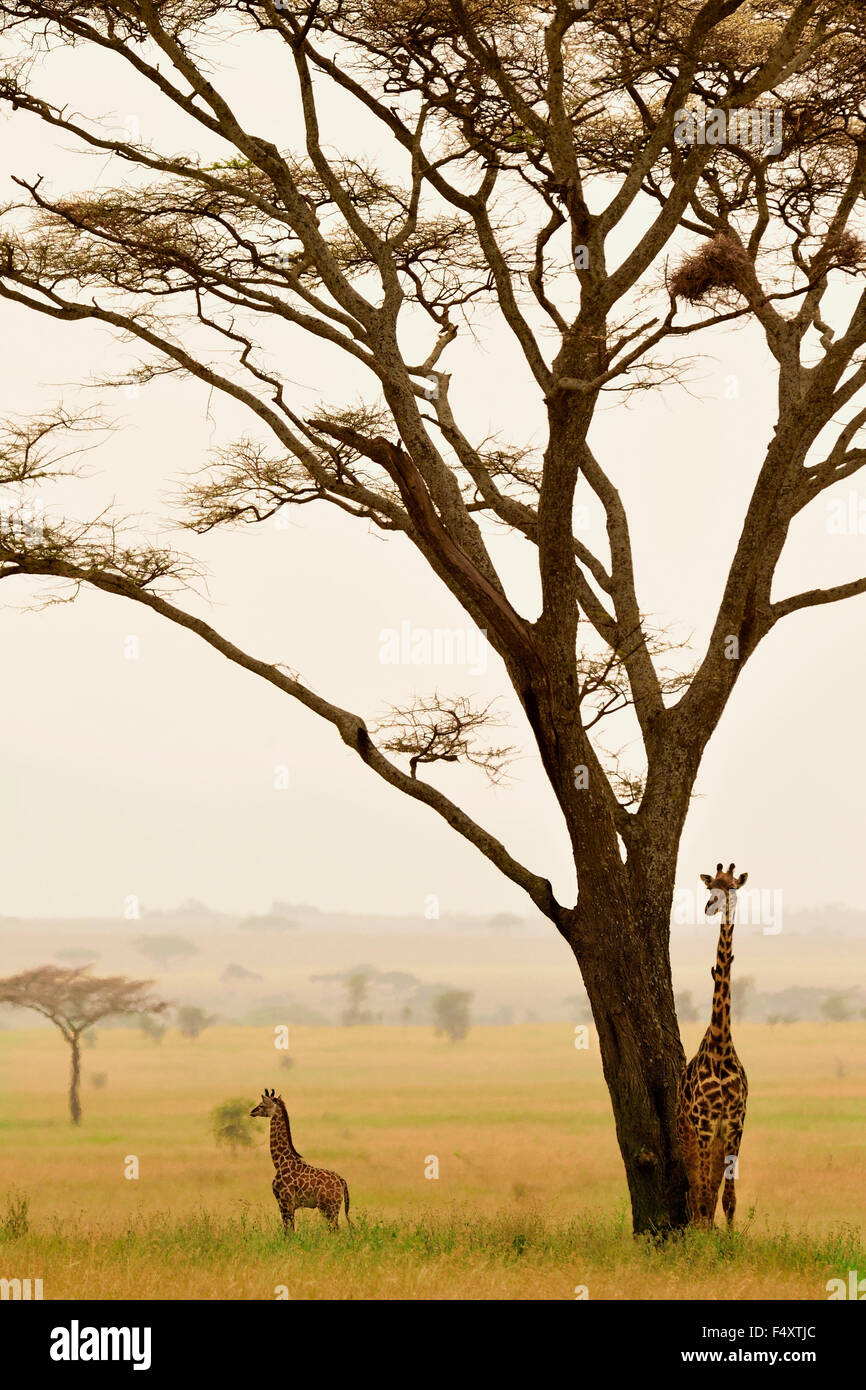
(341, 1176, 352, 1225)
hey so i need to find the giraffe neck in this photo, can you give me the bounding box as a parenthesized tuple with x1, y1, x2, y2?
(269, 1101, 302, 1166)
(708, 892, 736, 1047)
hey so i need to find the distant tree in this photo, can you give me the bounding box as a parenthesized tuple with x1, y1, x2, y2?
(139, 1014, 166, 1045)
(174, 898, 214, 917)
(90, 1072, 107, 1089)
(238, 915, 298, 933)
(55, 948, 100, 965)
(674, 990, 699, 1023)
(176, 1005, 216, 1040)
(433, 988, 473, 1043)
(0, 966, 166, 1123)
(821, 993, 855, 1022)
(221, 962, 262, 982)
(134, 935, 198, 970)
(400, 1005, 413, 1026)
(488, 913, 523, 929)
(210, 1098, 254, 1154)
(731, 975, 757, 1023)
(342, 971, 372, 1027)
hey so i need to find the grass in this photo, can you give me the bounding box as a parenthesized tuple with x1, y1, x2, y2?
(2, 1206, 862, 1300)
(0, 1022, 863, 1299)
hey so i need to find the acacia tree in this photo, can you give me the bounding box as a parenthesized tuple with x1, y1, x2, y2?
(134, 934, 199, 970)
(433, 987, 473, 1042)
(341, 971, 373, 1026)
(0, 1, 865, 1230)
(0, 965, 167, 1123)
(176, 1003, 217, 1038)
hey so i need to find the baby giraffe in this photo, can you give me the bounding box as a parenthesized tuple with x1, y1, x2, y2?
(676, 863, 749, 1229)
(249, 1089, 351, 1232)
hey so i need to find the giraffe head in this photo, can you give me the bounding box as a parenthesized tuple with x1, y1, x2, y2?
(700, 862, 748, 917)
(249, 1087, 280, 1119)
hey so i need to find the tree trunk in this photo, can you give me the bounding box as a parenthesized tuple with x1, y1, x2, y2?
(522, 667, 693, 1233)
(567, 861, 690, 1235)
(69, 1031, 82, 1125)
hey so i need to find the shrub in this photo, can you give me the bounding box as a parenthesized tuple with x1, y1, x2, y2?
(210, 1099, 254, 1154)
(0, 1192, 29, 1240)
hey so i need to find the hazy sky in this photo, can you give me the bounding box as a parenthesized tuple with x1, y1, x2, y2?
(1, 25, 865, 920)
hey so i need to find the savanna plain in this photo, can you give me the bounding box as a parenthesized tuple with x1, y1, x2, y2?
(0, 1022, 863, 1300)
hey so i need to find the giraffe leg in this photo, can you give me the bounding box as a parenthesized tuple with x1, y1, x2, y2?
(722, 1121, 744, 1230)
(722, 1174, 736, 1229)
(708, 1136, 727, 1228)
(691, 1178, 716, 1228)
(272, 1179, 295, 1233)
(320, 1198, 340, 1232)
(691, 1126, 723, 1228)
(677, 1111, 700, 1223)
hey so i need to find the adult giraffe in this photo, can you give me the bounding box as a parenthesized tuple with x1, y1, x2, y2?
(677, 863, 749, 1229)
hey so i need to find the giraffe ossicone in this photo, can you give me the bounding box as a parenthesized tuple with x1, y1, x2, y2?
(676, 862, 749, 1229)
(249, 1089, 351, 1233)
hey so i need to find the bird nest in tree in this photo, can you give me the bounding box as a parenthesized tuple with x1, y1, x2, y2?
(670, 233, 754, 304)
(825, 229, 866, 273)
(354, 0, 521, 40)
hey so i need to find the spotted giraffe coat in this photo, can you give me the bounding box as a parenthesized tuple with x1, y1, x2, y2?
(250, 1090, 350, 1232)
(676, 865, 749, 1228)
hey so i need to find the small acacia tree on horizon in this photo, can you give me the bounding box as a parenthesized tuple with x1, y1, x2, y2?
(176, 1004, 217, 1039)
(433, 987, 474, 1042)
(0, 965, 167, 1124)
(341, 970, 373, 1026)
(1, 2, 866, 1230)
(133, 934, 199, 971)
